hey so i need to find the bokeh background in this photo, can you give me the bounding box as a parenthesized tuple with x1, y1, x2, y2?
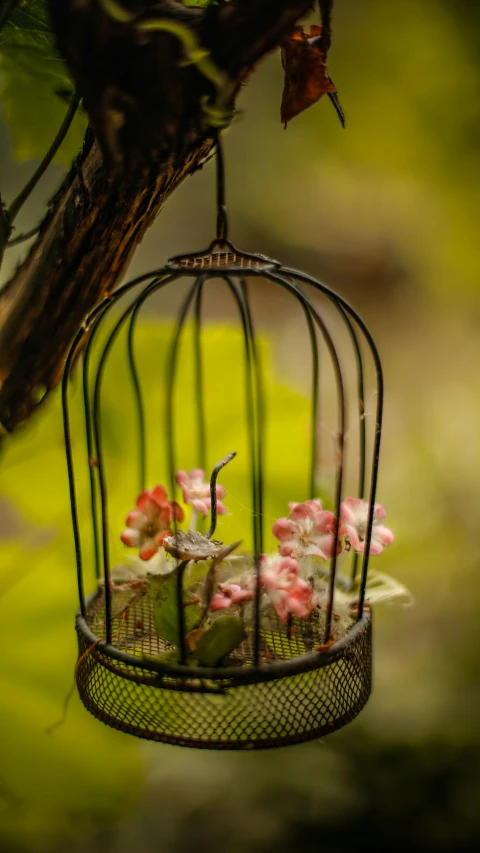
(1, 1, 480, 850)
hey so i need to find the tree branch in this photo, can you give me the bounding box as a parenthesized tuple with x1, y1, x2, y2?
(0, 0, 314, 431)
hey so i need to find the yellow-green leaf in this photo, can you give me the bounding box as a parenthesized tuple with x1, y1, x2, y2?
(195, 614, 245, 666)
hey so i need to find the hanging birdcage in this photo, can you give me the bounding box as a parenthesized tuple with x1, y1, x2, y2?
(62, 138, 393, 750)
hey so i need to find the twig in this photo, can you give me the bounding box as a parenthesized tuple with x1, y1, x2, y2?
(8, 91, 81, 223)
(44, 583, 145, 736)
(45, 680, 77, 735)
(6, 227, 40, 248)
(45, 638, 101, 735)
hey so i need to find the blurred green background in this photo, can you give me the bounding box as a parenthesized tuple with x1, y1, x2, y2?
(1, 1, 480, 851)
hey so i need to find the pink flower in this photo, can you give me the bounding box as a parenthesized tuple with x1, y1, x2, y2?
(175, 468, 227, 517)
(121, 485, 184, 561)
(340, 497, 394, 556)
(257, 554, 313, 622)
(209, 583, 253, 612)
(272, 499, 342, 561)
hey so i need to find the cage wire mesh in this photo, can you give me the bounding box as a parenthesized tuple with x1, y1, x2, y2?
(63, 140, 383, 749)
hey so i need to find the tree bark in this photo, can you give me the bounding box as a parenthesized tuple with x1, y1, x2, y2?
(0, 0, 313, 432)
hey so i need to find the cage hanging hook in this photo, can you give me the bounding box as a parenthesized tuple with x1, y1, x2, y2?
(215, 131, 229, 243)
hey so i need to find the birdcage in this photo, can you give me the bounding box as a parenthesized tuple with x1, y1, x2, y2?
(62, 139, 388, 750)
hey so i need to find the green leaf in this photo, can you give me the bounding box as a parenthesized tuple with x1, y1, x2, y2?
(152, 571, 202, 647)
(195, 615, 245, 667)
(0, 0, 86, 163)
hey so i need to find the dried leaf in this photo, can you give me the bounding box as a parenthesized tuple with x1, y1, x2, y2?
(281, 25, 336, 126)
(315, 639, 336, 653)
(163, 530, 240, 563)
(335, 570, 414, 610)
(186, 628, 205, 653)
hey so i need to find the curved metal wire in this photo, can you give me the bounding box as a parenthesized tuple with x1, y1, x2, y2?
(302, 304, 320, 500)
(127, 301, 147, 493)
(239, 279, 265, 558)
(62, 346, 87, 618)
(93, 275, 181, 642)
(224, 276, 264, 663)
(81, 294, 136, 582)
(266, 273, 347, 642)
(64, 273, 180, 642)
(337, 303, 367, 585)
(239, 279, 266, 659)
(83, 321, 104, 582)
(281, 267, 384, 617)
(63, 297, 119, 616)
(165, 276, 206, 664)
(298, 282, 368, 583)
(193, 285, 207, 472)
(63, 271, 177, 604)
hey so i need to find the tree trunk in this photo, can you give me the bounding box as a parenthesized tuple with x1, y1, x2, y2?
(0, 0, 313, 432)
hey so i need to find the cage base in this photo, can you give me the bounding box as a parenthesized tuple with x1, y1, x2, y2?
(75, 609, 372, 750)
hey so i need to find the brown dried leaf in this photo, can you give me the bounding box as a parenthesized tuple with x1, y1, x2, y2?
(281, 25, 336, 125)
(315, 639, 335, 653)
(186, 628, 205, 653)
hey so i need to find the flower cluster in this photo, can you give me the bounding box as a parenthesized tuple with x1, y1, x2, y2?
(257, 555, 312, 622)
(122, 469, 228, 562)
(273, 498, 341, 561)
(340, 497, 394, 555)
(210, 583, 253, 612)
(121, 486, 184, 562)
(254, 496, 394, 621)
(119, 460, 394, 662)
(272, 496, 393, 565)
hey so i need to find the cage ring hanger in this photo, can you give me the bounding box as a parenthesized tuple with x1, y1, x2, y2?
(168, 133, 282, 275)
(63, 128, 386, 750)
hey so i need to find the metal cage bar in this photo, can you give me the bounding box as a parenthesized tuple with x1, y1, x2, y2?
(193, 285, 207, 473)
(302, 303, 320, 501)
(127, 300, 147, 494)
(282, 268, 384, 617)
(165, 276, 207, 664)
(224, 276, 264, 664)
(266, 273, 347, 642)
